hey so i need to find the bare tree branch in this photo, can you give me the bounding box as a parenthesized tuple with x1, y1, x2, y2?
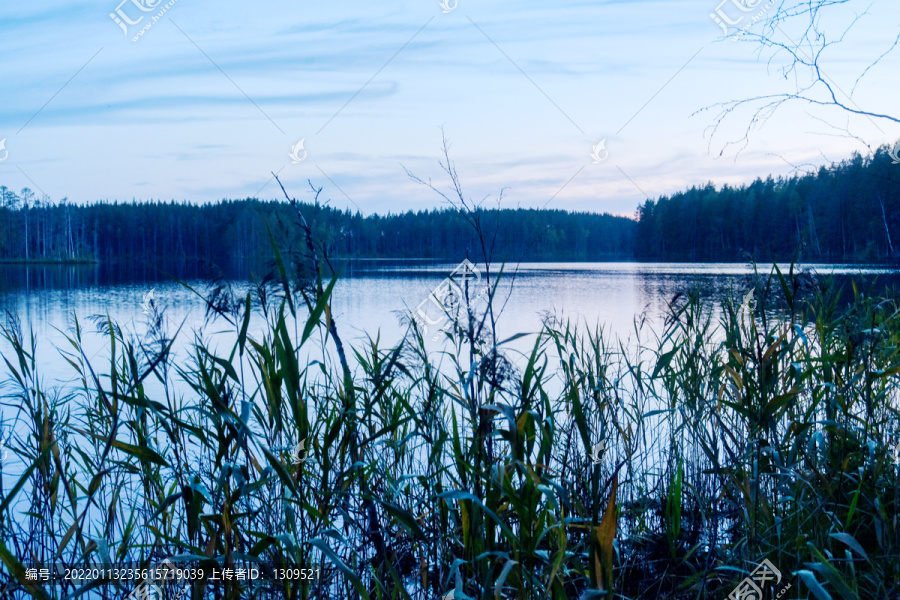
(700, 0, 898, 156)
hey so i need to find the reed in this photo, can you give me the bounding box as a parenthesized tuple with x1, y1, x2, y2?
(1, 209, 899, 599)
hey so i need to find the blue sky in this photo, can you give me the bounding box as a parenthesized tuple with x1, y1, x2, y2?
(1, 0, 898, 215)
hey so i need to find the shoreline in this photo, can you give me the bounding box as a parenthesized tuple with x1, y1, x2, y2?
(0, 259, 99, 265)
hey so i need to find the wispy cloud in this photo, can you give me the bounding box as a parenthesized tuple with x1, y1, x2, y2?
(0, 0, 897, 214)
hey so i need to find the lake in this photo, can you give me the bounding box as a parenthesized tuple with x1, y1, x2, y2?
(1, 260, 898, 392)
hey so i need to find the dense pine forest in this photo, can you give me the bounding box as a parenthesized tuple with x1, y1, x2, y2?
(636, 145, 900, 261)
(0, 144, 897, 264)
(0, 188, 634, 263)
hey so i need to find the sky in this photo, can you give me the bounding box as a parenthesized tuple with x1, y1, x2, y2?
(1, 0, 898, 216)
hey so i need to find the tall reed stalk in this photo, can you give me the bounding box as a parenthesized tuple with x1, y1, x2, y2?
(1, 197, 899, 600)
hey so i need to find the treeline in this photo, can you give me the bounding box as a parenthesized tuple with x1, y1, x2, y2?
(635, 144, 900, 261)
(1, 144, 898, 264)
(0, 189, 634, 263)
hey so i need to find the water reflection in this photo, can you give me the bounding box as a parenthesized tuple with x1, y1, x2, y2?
(1, 261, 898, 390)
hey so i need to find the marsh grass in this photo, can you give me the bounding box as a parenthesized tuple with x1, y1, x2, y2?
(1, 198, 900, 600)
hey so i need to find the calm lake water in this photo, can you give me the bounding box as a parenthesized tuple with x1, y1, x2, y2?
(1, 260, 899, 392)
(1, 260, 899, 581)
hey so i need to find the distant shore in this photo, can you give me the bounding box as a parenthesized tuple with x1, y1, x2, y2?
(0, 258, 99, 265)
(1, 256, 900, 266)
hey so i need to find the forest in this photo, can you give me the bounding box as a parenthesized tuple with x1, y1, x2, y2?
(0, 144, 897, 265)
(635, 144, 900, 261)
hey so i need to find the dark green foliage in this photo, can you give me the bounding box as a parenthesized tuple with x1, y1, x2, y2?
(2, 178, 900, 600)
(0, 191, 635, 263)
(2, 143, 900, 266)
(1, 257, 899, 599)
(635, 144, 900, 261)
